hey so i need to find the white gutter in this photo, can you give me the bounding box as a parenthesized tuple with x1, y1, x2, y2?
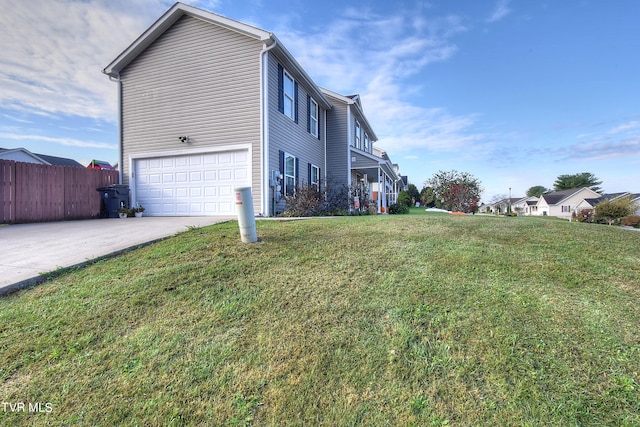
(323, 108, 327, 187)
(107, 71, 124, 184)
(260, 38, 278, 216)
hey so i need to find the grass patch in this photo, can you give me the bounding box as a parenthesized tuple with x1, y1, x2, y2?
(1, 215, 639, 425)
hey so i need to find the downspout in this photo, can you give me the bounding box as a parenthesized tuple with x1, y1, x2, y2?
(260, 38, 277, 216)
(107, 71, 124, 185)
(346, 106, 352, 209)
(323, 108, 327, 189)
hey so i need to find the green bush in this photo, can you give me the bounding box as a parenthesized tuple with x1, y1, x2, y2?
(389, 203, 409, 214)
(595, 197, 637, 225)
(397, 190, 411, 207)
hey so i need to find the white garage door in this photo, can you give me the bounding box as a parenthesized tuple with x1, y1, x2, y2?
(134, 150, 249, 216)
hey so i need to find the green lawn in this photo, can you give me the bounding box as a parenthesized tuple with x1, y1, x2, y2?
(1, 215, 639, 426)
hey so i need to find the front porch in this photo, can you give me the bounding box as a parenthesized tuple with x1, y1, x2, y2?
(350, 149, 401, 214)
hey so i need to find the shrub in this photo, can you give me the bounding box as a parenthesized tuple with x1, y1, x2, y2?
(283, 185, 323, 217)
(282, 180, 354, 217)
(621, 215, 640, 227)
(574, 209, 593, 223)
(388, 203, 409, 214)
(397, 190, 411, 207)
(594, 197, 637, 225)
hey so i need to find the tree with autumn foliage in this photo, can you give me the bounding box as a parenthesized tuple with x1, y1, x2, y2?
(425, 170, 483, 213)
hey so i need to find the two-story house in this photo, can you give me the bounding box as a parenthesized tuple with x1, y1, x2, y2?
(321, 88, 401, 213)
(104, 2, 401, 217)
(103, 2, 332, 217)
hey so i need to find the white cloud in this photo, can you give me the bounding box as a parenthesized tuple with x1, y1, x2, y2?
(0, 0, 170, 122)
(566, 137, 640, 161)
(487, 0, 512, 23)
(609, 120, 640, 134)
(0, 132, 116, 149)
(273, 7, 483, 157)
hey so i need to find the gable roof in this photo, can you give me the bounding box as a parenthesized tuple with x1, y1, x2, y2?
(37, 153, 84, 167)
(103, 2, 331, 109)
(539, 188, 600, 206)
(0, 147, 83, 167)
(320, 87, 378, 141)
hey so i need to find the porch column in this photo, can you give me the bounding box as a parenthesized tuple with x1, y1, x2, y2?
(378, 168, 382, 213)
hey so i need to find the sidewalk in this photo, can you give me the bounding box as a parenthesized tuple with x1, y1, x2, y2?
(0, 216, 234, 296)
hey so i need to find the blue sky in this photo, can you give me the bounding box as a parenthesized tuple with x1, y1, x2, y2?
(1, 0, 639, 201)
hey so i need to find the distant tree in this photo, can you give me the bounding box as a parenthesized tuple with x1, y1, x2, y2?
(397, 190, 411, 207)
(425, 170, 483, 212)
(526, 185, 550, 197)
(554, 173, 602, 193)
(594, 197, 637, 225)
(420, 186, 438, 208)
(406, 184, 420, 205)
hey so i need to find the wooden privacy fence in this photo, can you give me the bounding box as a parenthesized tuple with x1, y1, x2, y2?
(1, 160, 119, 224)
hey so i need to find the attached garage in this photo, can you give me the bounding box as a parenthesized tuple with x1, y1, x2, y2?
(132, 149, 250, 216)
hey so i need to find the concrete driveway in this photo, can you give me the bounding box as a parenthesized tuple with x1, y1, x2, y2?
(0, 216, 235, 296)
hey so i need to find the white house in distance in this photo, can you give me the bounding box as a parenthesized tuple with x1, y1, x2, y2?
(575, 192, 640, 217)
(534, 188, 601, 220)
(102, 2, 402, 217)
(0, 147, 83, 167)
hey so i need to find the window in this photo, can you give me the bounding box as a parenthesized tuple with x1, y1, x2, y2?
(308, 97, 318, 137)
(364, 133, 369, 152)
(354, 120, 361, 148)
(284, 153, 296, 195)
(283, 71, 295, 120)
(561, 205, 571, 213)
(309, 164, 320, 187)
(278, 64, 297, 122)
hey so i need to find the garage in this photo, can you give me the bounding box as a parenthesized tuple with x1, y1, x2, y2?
(133, 150, 249, 216)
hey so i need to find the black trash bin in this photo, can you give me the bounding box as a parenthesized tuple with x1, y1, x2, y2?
(97, 185, 130, 218)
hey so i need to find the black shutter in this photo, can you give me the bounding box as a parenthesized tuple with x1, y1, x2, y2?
(307, 95, 311, 133)
(308, 163, 312, 186)
(295, 157, 299, 188)
(318, 167, 322, 192)
(318, 109, 321, 140)
(294, 82, 299, 123)
(279, 150, 285, 196)
(277, 64, 284, 114)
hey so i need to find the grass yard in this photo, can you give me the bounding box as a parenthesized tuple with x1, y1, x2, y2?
(1, 214, 639, 425)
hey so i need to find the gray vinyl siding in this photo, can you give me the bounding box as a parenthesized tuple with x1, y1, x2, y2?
(266, 53, 327, 214)
(119, 15, 263, 211)
(324, 95, 350, 188)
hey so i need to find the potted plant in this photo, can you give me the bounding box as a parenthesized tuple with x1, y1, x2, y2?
(132, 205, 145, 218)
(117, 207, 130, 219)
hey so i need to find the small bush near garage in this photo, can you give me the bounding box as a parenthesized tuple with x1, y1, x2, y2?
(283, 181, 351, 217)
(283, 185, 323, 217)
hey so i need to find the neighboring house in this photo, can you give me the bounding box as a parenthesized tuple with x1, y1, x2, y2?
(372, 147, 403, 211)
(631, 194, 640, 215)
(534, 188, 601, 219)
(0, 147, 83, 167)
(513, 196, 538, 215)
(488, 197, 522, 214)
(320, 88, 402, 213)
(103, 2, 333, 217)
(575, 192, 640, 217)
